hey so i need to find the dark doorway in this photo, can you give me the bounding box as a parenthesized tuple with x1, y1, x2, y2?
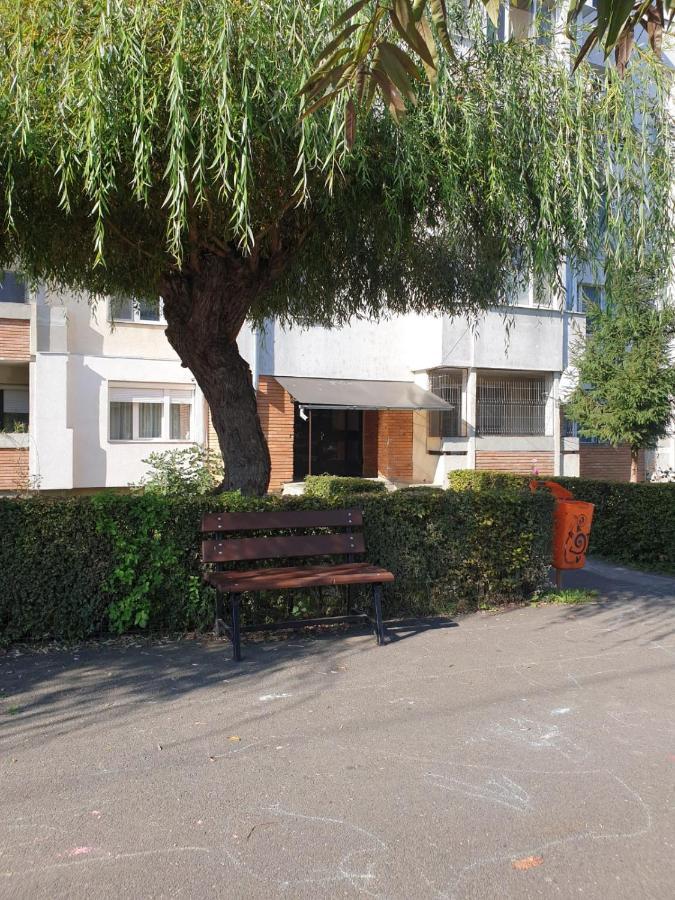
(293, 406, 364, 479)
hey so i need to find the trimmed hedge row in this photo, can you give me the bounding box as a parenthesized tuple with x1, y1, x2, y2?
(303, 475, 387, 499)
(449, 469, 675, 572)
(0, 488, 553, 644)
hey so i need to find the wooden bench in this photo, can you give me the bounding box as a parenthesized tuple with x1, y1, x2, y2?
(201, 508, 394, 660)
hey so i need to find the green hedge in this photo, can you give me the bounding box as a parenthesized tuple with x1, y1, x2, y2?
(304, 475, 387, 499)
(0, 488, 553, 644)
(449, 469, 675, 572)
(448, 470, 531, 493)
(551, 477, 675, 573)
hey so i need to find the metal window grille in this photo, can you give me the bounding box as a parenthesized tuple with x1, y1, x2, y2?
(477, 375, 549, 436)
(428, 370, 465, 437)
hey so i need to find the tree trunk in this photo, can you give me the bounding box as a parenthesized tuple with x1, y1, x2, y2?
(160, 253, 272, 495)
(630, 448, 640, 483)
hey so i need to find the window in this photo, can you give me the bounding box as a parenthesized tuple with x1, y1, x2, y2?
(109, 296, 163, 324)
(110, 401, 133, 440)
(170, 403, 192, 440)
(138, 403, 163, 439)
(0, 387, 29, 431)
(108, 386, 193, 442)
(428, 370, 465, 438)
(577, 283, 604, 313)
(477, 374, 550, 435)
(0, 271, 27, 303)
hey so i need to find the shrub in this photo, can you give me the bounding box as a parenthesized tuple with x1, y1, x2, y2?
(0, 487, 554, 644)
(137, 446, 222, 496)
(448, 470, 531, 493)
(303, 475, 387, 499)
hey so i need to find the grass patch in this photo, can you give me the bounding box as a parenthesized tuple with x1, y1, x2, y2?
(532, 588, 599, 606)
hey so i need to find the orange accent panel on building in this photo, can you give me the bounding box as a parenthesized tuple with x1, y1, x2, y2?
(362, 410, 379, 478)
(0, 448, 29, 491)
(377, 410, 413, 481)
(0, 319, 30, 361)
(257, 376, 294, 492)
(476, 451, 554, 476)
(579, 445, 645, 482)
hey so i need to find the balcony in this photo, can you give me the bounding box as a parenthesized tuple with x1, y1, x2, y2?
(0, 270, 31, 360)
(0, 362, 30, 491)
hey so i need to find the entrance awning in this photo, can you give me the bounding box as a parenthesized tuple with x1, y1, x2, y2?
(275, 376, 452, 411)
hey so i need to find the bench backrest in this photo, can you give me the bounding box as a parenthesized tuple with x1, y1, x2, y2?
(201, 508, 364, 563)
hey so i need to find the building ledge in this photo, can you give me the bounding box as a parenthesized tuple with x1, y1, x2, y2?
(0, 433, 29, 449)
(0, 302, 32, 320)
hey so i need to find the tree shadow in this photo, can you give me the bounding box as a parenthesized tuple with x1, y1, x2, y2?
(540, 563, 675, 648)
(0, 616, 457, 753)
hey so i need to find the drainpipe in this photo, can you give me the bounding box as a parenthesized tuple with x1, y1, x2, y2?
(250, 325, 260, 391)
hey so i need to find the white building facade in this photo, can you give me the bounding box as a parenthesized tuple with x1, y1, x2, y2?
(1, 266, 652, 495)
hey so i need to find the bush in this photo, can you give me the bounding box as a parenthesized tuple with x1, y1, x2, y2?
(448, 470, 531, 493)
(137, 446, 222, 496)
(550, 477, 675, 572)
(303, 475, 387, 499)
(449, 470, 675, 572)
(0, 487, 553, 644)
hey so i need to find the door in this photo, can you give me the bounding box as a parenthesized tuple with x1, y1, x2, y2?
(293, 406, 364, 479)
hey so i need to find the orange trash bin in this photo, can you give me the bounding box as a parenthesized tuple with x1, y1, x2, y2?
(530, 480, 594, 572)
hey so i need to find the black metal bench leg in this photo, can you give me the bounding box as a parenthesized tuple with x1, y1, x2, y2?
(371, 583, 386, 646)
(230, 593, 242, 661)
(214, 590, 226, 637)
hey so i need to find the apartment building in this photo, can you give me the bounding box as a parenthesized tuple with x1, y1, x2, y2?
(0, 274, 205, 493)
(1, 265, 652, 495)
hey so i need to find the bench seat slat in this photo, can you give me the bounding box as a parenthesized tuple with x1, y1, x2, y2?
(205, 561, 395, 593)
(201, 508, 363, 532)
(202, 531, 365, 563)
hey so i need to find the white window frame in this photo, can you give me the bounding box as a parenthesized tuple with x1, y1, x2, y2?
(108, 297, 166, 325)
(108, 385, 195, 443)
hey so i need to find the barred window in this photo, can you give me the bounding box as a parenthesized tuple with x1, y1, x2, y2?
(428, 370, 465, 438)
(477, 375, 549, 436)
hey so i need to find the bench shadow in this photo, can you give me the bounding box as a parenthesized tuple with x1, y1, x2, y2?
(384, 616, 459, 644)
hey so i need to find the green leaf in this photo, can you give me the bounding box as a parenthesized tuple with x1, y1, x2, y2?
(315, 23, 360, 64)
(334, 0, 371, 29)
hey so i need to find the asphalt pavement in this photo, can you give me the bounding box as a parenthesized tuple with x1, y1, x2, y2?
(1, 559, 674, 899)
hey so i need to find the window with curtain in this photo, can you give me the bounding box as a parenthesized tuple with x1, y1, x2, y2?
(170, 403, 191, 440)
(108, 386, 193, 442)
(110, 402, 133, 440)
(138, 403, 163, 439)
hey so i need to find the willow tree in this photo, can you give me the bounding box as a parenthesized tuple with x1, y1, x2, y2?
(0, 1, 671, 493)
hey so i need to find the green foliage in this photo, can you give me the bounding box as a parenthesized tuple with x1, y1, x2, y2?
(564, 258, 675, 464)
(0, 1, 670, 322)
(0, 487, 553, 644)
(447, 469, 530, 493)
(303, 475, 387, 499)
(552, 477, 675, 573)
(450, 469, 675, 571)
(137, 446, 222, 497)
(532, 587, 599, 605)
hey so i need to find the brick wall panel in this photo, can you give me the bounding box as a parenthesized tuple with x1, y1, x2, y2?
(475, 451, 554, 476)
(0, 319, 30, 361)
(579, 445, 645, 482)
(256, 376, 294, 492)
(377, 410, 413, 481)
(0, 448, 29, 490)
